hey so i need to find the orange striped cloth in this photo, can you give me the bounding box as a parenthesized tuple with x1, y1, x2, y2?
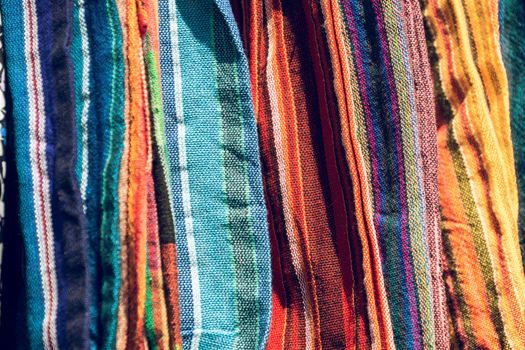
(424, 0, 525, 348)
(232, 0, 438, 348)
(232, 0, 525, 348)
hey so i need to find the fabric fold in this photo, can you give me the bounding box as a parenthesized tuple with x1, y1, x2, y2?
(157, 0, 271, 348)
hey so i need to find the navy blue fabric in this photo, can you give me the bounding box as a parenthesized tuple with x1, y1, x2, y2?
(41, 0, 89, 348)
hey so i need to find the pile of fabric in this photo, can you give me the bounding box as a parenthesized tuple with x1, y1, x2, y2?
(0, 0, 523, 349)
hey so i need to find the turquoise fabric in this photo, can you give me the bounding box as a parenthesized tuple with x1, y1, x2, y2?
(0, 1, 45, 348)
(157, 1, 271, 348)
(177, 1, 237, 346)
(502, 0, 525, 267)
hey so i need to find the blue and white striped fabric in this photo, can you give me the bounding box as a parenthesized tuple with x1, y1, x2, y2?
(157, 0, 271, 349)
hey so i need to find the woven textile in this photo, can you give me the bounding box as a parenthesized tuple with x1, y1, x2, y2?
(327, 1, 445, 347)
(233, 1, 371, 348)
(502, 0, 525, 269)
(1, 0, 89, 348)
(424, 0, 525, 348)
(157, 0, 271, 348)
(232, 0, 448, 348)
(0, 0, 524, 349)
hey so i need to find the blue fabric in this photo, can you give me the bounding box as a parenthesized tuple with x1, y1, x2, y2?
(158, 1, 271, 348)
(502, 0, 525, 268)
(0, 1, 45, 347)
(212, 1, 272, 347)
(177, 1, 237, 347)
(48, 0, 89, 347)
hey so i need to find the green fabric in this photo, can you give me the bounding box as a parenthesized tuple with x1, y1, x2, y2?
(145, 262, 157, 350)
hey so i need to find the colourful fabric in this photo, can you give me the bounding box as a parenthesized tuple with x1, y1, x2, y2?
(324, 1, 444, 347)
(1, 0, 525, 349)
(1, 0, 89, 347)
(401, 2, 448, 346)
(233, 0, 448, 348)
(233, 1, 370, 348)
(156, 1, 271, 348)
(424, 0, 525, 348)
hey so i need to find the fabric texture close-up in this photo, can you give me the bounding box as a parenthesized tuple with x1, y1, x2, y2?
(0, 0, 523, 349)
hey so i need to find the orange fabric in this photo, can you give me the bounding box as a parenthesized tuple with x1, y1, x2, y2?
(125, 0, 150, 347)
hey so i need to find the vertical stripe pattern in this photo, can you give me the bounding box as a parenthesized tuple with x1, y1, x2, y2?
(424, 0, 525, 348)
(157, 0, 271, 349)
(1, 0, 525, 349)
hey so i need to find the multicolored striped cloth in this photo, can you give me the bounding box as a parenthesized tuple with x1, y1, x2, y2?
(423, 0, 525, 348)
(0, 0, 524, 349)
(231, 0, 448, 348)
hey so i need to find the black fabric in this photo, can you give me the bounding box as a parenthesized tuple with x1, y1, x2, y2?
(49, 0, 89, 348)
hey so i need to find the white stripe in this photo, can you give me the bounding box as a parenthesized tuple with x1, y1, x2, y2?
(167, 2, 202, 349)
(264, 4, 314, 349)
(24, 1, 58, 349)
(78, 0, 91, 208)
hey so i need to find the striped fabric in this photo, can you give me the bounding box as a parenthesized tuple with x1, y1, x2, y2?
(0, 0, 525, 349)
(1, 0, 89, 348)
(326, 1, 445, 347)
(424, 0, 525, 348)
(233, 0, 447, 348)
(233, 1, 372, 348)
(401, 2, 448, 346)
(157, 0, 271, 348)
